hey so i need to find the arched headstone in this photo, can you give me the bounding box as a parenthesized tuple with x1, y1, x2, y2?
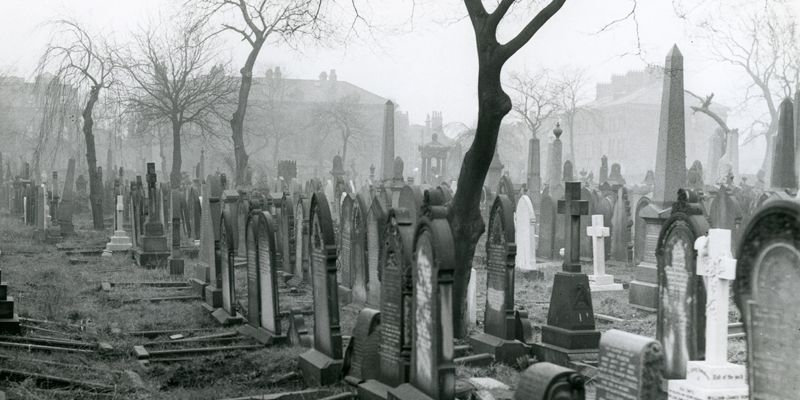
(294, 196, 310, 280)
(351, 194, 370, 304)
(339, 195, 355, 299)
(366, 196, 388, 307)
(537, 191, 556, 259)
(211, 209, 244, 325)
(515, 195, 537, 272)
(241, 211, 285, 344)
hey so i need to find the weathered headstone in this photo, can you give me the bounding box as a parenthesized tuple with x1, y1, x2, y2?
(298, 192, 344, 386)
(656, 189, 708, 379)
(596, 330, 666, 400)
(513, 362, 585, 400)
(610, 186, 632, 263)
(546, 124, 563, 193)
(279, 194, 295, 276)
(514, 194, 539, 277)
(532, 181, 600, 366)
(667, 229, 748, 399)
(338, 195, 354, 302)
(191, 182, 213, 299)
(351, 194, 370, 304)
(211, 208, 245, 325)
(294, 196, 310, 280)
(537, 190, 556, 259)
(770, 97, 797, 190)
(387, 198, 456, 400)
(366, 197, 387, 307)
(104, 195, 133, 253)
(134, 163, 169, 269)
(734, 199, 800, 399)
(586, 215, 622, 292)
(469, 195, 528, 364)
(239, 210, 286, 345)
(168, 189, 185, 275)
(382, 100, 395, 181)
(344, 308, 382, 385)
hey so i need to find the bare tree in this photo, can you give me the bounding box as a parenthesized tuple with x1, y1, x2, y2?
(313, 93, 366, 165)
(507, 69, 561, 140)
(119, 17, 235, 188)
(447, 0, 565, 336)
(37, 19, 116, 230)
(557, 68, 590, 165)
(698, 3, 799, 176)
(244, 68, 296, 168)
(196, 0, 331, 186)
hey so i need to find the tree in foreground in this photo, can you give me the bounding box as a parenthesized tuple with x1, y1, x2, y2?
(449, 0, 566, 337)
(119, 17, 235, 188)
(37, 19, 116, 230)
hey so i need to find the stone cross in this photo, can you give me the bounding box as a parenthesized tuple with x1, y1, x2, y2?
(557, 181, 589, 273)
(694, 229, 736, 365)
(586, 215, 610, 276)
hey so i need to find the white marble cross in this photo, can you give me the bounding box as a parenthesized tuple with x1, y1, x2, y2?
(586, 215, 610, 276)
(694, 229, 737, 365)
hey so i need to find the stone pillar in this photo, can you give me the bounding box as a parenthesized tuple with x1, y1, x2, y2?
(546, 123, 563, 191)
(771, 97, 797, 190)
(527, 137, 541, 202)
(381, 100, 395, 181)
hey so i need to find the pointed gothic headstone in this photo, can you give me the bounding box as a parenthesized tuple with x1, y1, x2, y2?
(771, 97, 797, 190)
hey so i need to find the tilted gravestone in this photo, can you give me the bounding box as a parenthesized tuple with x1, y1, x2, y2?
(735, 199, 800, 399)
(513, 362, 585, 400)
(344, 308, 382, 385)
(596, 330, 666, 400)
(366, 196, 388, 307)
(211, 208, 245, 325)
(532, 181, 600, 367)
(298, 192, 344, 386)
(667, 229, 748, 399)
(656, 189, 708, 379)
(134, 163, 169, 269)
(387, 196, 456, 400)
(469, 194, 528, 364)
(338, 195, 355, 303)
(239, 210, 286, 345)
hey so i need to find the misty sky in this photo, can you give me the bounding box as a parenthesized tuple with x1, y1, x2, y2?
(2, 0, 798, 173)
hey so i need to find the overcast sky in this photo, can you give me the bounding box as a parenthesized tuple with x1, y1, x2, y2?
(2, 0, 798, 172)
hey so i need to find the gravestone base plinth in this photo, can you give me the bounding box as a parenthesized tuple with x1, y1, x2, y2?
(0, 314, 20, 334)
(667, 361, 748, 400)
(298, 348, 343, 387)
(168, 256, 184, 276)
(468, 332, 529, 365)
(106, 232, 133, 251)
(202, 285, 223, 309)
(518, 268, 545, 280)
(134, 245, 169, 269)
(190, 263, 210, 299)
(190, 278, 207, 300)
(45, 227, 61, 244)
(629, 263, 658, 311)
(589, 274, 623, 292)
(357, 379, 391, 400)
(388, 383, 436, 400)
(211, 308, 243, 326)
(238, 324, 288, 345)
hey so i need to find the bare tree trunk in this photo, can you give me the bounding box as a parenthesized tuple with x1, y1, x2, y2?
(83, 85, 104, 230)
(159, 136, 168, 182)
(448, 62, 511, 338)
(230, 41, 264, 187)
(171, 118, 182, 189)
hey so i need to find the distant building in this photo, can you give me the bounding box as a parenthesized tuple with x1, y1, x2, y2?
(244, 68, 413, 183)
(561, 69, 728, 183)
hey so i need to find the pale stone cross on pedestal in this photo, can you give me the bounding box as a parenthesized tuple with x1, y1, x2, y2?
(586, 215, 610, 276)
(694, 228, 737, 365)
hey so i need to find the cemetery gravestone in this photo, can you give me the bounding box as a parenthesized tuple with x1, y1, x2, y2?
(596, 329, 666, 400)
(351, 194, 370, 304)
(338, 195, 355, 303)
(191, 182, 213, 300)
(586, 215, 622, 292)
(366, 197, 387, 307)
(469, 195, 528, 364)
(513, 362, 585, 400)
(735, 199, 800, 399)
(134, 163, 169, 269)
(298, 192, 344, 386)
(387, 200, 456, 400)
(537, 190, 556, 259)
(104, 195, 133, 252)
(667, 229, 748, 399)
(211, 206, 244, 325)
(294, 196, 310, 281)
(610, 186, 633, 263)
(532, 181, 600, 366)
(57, 158, 76, 236)
(656, 189, 708, 379)
(168, 189, 185, 275)
(514, 194, 540, 278)
(0, 270, 20, 334)
(239, 211, 286, 345)
(344, 308, 382, 385)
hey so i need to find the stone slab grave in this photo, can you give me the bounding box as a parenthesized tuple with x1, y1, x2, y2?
(667, 229, 748, 399)
(134, 163, 169, 269)
(0, 270, 20, 334)
(237, 210, 287, 345)
(515, 194, 543, 280)
(532, 181, 601, 367)
(357, 208, 415, 400)
(630, 45, 687, 312)
(656, 189, 709, 380)
(211, 208, 245, 326)
(732, 199, 800, 399)
(133, 331, 261, 367)
(387, 199, 456, 400)
(596, 329, 666, 400)
(513, 362, 585, 400)
(298, 191, 344, 387)
(586, 214, 622, 292)
(469, 194, 528, 365)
